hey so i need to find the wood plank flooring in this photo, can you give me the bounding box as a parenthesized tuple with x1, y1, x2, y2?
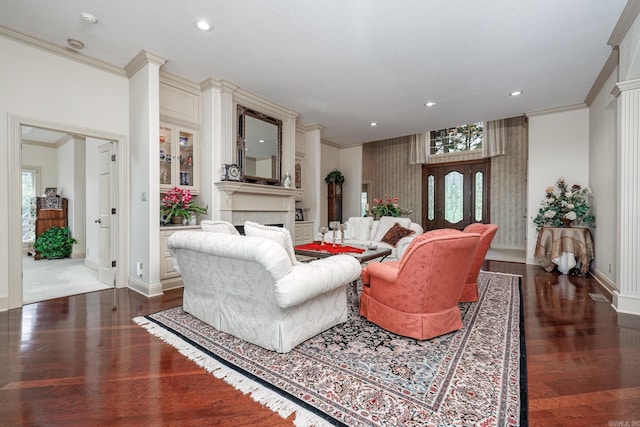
(1, 261, 639, 426)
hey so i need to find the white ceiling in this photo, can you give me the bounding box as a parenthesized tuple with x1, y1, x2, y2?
(0, 0, 627, 146)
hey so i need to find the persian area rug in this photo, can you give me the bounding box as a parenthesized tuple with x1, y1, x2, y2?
(134, 271, 527, 427)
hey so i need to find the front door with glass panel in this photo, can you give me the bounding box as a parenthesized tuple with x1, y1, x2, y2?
(422, 159, 489, 231)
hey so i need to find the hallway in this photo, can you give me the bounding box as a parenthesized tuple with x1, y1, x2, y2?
(22, 255, 111, 304)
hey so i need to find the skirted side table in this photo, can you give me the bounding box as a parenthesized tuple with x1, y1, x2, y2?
(534, 227, 594, 274)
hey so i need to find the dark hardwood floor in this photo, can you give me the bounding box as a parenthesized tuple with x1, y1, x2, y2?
(1, 261, 639, 426)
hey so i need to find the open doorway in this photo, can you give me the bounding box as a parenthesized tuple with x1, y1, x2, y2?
(20, 125, 116, 303)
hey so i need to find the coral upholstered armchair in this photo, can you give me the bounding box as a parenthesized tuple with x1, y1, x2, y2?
(459, 223, 498, 302)
(359, 229, 480, 340)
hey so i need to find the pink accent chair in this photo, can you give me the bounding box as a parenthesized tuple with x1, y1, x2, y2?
(459, 223, 499, 302)
(359, 229, 480, 340)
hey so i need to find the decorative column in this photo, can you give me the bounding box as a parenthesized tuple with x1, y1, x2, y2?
(613, 78, 640, 315)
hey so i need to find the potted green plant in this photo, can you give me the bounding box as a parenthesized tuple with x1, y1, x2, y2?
(324, 169, 345, 184)
(33, 226, 77, 259)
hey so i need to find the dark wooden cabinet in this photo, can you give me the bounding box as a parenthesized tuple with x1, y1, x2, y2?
(31, 196, 68, 241)
(327, 182, 342, 222)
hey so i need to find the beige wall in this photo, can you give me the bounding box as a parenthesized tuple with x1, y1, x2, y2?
(526, 106, 590, 264)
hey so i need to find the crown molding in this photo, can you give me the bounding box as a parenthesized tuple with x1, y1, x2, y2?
(124, 50, 167, 77)
(608, 0, 640, 47)
(160, 71, 201, 95)
(612, 77, 640, 97)
(233, 86, 299, 121)
(296, 123, 324, 133)
(585, 48, 619, 106)
(525, 103, 587, 117)
(0, 26, 126, 77)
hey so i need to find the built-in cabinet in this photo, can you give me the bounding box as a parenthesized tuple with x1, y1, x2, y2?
(160, 225, 200, 288)
(294, 221, 314, 245)
(159, 123, 199, 193)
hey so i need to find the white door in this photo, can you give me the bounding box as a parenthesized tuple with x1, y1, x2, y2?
(98, 142, 116, 286)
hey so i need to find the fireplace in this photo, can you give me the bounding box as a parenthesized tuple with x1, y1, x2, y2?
(215, 181, 302, 232)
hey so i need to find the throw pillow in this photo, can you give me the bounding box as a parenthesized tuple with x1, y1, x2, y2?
(345, 216, 373, 241)
(380, 223, 416, 247)
(373, 216, 412, 242)
(200, 220, 240, 234)
(244, 221, 297, 265)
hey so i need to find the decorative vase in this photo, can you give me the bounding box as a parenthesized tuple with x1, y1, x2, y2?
(560, 218, 573, 228)
(171, 216, 184, 225)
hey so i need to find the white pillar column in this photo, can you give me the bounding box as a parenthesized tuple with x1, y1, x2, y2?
(613, 78, 640, 315)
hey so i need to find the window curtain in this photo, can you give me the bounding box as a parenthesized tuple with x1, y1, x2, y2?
(409, 132, 429, 164)
(483, 119, 507, 157)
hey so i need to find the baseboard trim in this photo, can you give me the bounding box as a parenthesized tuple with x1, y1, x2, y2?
(612, 291, 640, 316)
(128, 277, 164, 298)
(84, 259, 99, 272)
(0, 296, 9, 312)
(590, 267, 617, 296)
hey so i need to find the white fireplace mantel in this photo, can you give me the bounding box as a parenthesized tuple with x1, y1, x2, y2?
(214, 181, 303, 229)
(215, 181, 303, 199)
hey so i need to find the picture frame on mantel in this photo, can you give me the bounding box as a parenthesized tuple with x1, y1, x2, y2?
(295, 208, 304, 221)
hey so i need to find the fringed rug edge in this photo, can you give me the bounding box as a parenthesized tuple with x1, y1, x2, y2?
(132, 316, 333, 427)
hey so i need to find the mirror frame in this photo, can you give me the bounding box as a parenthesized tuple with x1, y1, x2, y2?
(237, 105, 282, 185)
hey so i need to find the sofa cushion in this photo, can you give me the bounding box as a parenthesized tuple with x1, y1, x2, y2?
(200, 220, 239, 234)
(373, 216, 412, 242)
(244, 221, 297, 265)
(381, 223, 416, 247)
(345, 216, 373, 241)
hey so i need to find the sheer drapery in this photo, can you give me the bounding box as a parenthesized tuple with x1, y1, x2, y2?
(410, 118, 510, 165)
(483, 119, 507, 157)
(409, 132, 429, 165)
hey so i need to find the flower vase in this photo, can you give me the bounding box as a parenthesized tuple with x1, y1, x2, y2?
(171, 216, 184, 225)
(560, 218, 573, 228)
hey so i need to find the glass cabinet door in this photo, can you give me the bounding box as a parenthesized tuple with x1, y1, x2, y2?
(178, 130, 194, 188)
(159, 126, 173, 188)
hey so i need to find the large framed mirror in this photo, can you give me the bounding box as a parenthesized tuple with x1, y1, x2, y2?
(237, 105, 282, 185)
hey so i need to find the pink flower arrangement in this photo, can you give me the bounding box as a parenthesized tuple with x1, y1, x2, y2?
(161, 187, 207, 222)
(370, 195, 401, 217)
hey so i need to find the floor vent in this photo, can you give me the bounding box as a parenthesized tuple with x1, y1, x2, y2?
(589, 293, 609, 303)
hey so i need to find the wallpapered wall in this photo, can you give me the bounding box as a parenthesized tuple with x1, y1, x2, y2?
(362, 115, 527, 250)
(362, 136, 422, 224)
(488, 116, 528, 249)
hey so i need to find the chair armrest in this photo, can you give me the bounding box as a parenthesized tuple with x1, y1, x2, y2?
(274, 255, 362, 308)
(363, 261, 400, 284)
(395, 235, 416, 259)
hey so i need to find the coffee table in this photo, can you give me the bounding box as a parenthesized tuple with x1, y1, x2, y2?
(294, 244, 392, 304)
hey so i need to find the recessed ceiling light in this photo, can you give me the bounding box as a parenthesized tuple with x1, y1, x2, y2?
(81, 12, 98, 24)
(67, 39, 85, 50)
(509, 90, 523, 97)
(259, 139, 265, 143)
(424, 101, 436, 107)
(196, 20, 212, 31)
(370, 122, 378, 127)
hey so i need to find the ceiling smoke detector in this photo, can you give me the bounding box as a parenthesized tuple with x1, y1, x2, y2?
(67, 38, 85, 50)
(81, 12, 98, 24)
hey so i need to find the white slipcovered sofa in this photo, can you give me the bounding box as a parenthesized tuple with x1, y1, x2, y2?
(168, 226, 362, 353)
(315, 216, 423, 260)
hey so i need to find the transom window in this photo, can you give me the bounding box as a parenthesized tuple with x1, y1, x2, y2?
(430, 122, 483, 155)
